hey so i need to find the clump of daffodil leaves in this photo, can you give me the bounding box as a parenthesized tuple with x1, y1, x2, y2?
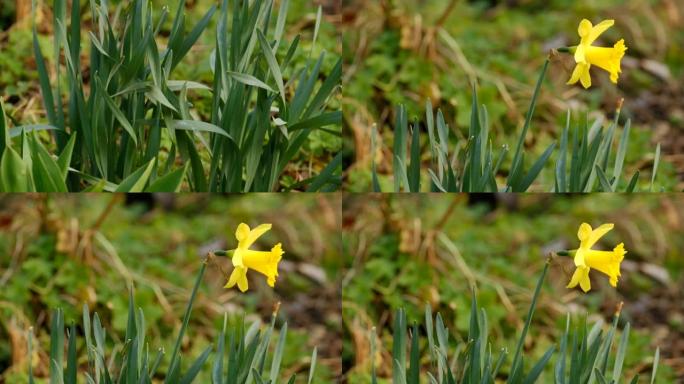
(221, 223, 284, 292)
(564, 223, 626, 293)
(565, 19, 627, 88)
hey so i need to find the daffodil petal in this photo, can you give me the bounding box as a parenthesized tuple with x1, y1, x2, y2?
(574, 44, 586, 64)
(577, 223, 593, 242)
(240, 223, 272, 250)
(579, 271, 591, 292)
(225, 266, 246, 289)
(579, 64, 592, 88)
(567, 265, 590, 291)
(235, 223, 250, 243)
(587, 19, 614, 45)
(567, 63, 583, 85)
(236, 272, 249, 292)
(578, 19, 593, 38)
(583, 223, 614, 249)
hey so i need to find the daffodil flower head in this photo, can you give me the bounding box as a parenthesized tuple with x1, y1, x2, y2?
(566, 222, 626, 293)
(224, 223, 284, 292)
(567, 19, 627, 88)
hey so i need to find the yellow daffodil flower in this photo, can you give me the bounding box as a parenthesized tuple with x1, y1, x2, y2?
(567, 19, 627, 88)
(566, 223, 626, 292)
(224, 223, 284, 292)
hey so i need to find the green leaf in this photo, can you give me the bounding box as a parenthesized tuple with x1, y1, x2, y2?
(167, 80, 212, 92)
(508, 58, 549, 187)
(169, 120, 234, 141)
(9, 125, 60, 138)
(30, 135, 68, 192)
(97, 77, 138, 146)
(650, 348, 660, 384)
(517, 142, 556, 192)
(57, 133, 77, 180)
(595, 165, 613, 192)
(305, 152, 342, 192)
(0, 146, 29, 192)
(0, 100, 8, 155)
(257, 29, 286, 105)
(650, 143, 660, 192)
(114, 159, 155, 192)
(179, 346, 212, 384)
(227, 71, 274, 92)
(626, 171, 639, 193)
(146, 164, 188, 192)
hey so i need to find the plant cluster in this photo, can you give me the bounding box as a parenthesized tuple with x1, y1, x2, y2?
(0, 0, 341, 192)
(27, 263, 319, 384)
(371, 263, 661, 383)
(370, 60, 661, 193)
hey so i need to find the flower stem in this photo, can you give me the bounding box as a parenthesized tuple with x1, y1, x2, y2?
(167, 262, 206, 373)
(509, 260, 549, 378)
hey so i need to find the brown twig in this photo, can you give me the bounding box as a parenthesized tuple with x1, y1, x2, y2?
(432, 196, 460, 233)
(435, 0, 458, 29)
(91, 195, 123, 231)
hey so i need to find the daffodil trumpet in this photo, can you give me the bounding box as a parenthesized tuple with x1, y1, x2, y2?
(563, 19, 627, 88)
(222, 223, 284, 292)
(565, 223, 626, 293)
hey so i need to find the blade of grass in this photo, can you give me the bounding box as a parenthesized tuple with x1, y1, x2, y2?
(166, 263, 206, 383)
(650, 143, 660, 192)
(507, 58, 550, 188)
(508, 261, 549, 382)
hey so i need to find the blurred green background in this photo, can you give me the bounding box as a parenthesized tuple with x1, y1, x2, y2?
(0, 193, 342, 382)
(342, 194, 684, 382)
(0, 0, 341, 189)
(342, 0, 684, 191)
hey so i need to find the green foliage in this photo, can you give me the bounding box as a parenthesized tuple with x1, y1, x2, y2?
(371, 61, 660, 192)
(371, 263, 660, 383)
(0, 0, 341, 192)
(345, 0, 682, 192)
(27, 264, 317, 383)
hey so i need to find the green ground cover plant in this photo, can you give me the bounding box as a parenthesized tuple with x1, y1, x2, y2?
(372, 70, 661, 192)
(0, 0, 341, 192)
(0, 194, 341, 382)
(343, 0, 683, 192)
(370, 264, 660, 384)
(28, 264, 318, 384)
(342, 194, 683, 382)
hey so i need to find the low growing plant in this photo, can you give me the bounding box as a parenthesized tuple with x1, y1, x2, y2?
(369, 261, 661, 383)
(0, 0, 341, 192)
(369, 21, 662, 193)
(24, 223, 320, 383)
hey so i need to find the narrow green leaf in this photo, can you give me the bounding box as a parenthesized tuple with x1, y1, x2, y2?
(169, 120, 234, 141)
(650, 348, 659, 384)
(166, 263, 206, 383)
(146, 164, 188, 192)
(179, 346, 212, 384)
(114, 159, 155, 192)
(650, 143, 660, 192)
(522, 346, 554, 384)
(0, 100, 8, 155)
(57, 133, 77, 180)
(612, 323, 630, 381)
(167, 80, 212, 92)
(517, 142, 556, 192)
(227, 71, 275, 92)
(97, 77, 138, 146)
(30, 135, 68, 192)
(0, 147, 29, 192)
(305, 152, 341, 192)
(508, 58, 549, 187)
(257, 29, 286, 105)
(626, 171, 639, 192)
(595, 166, 613, 192)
